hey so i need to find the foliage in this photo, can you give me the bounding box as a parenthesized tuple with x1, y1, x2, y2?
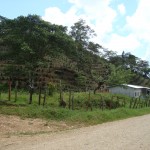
(109, 51, 150, 80)
(0, 14, 150, 93)
(0, 15, 78, 100)
(0, 83, 9, 93)
(70, 19, 96, 48)
(75, 74, 87, 87)
(47, 82, 56, 96)
(1, 91, 150, 125)
(106, 65, 134, 86)
(0, 15, 75, 80)
(1, 14, 150, 128)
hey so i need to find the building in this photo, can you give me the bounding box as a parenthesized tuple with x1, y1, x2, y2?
(108, 84, 150, 98)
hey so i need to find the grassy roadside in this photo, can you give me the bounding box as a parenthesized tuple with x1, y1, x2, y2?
(1, 103, 150, 126)
(1, 91, 150, 126)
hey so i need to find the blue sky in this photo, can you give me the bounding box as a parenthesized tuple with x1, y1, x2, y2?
(1, 0, 150, 63)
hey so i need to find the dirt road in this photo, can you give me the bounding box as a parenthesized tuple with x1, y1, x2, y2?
(1, 114, 150, 150)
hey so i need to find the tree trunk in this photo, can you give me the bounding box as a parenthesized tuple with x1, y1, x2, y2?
(94, 81, 104, 94)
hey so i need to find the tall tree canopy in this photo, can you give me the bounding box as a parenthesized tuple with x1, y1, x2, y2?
(70, 19, 96, 49)
(0, 15, 76, 86)
(0, 15, 75, 65)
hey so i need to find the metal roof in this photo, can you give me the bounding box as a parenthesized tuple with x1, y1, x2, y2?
(109, 84, 150, 89)
(123, 84, 150, 89)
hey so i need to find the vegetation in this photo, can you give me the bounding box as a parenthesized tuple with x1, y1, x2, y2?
(1, 91, 150, 125)
(1, 14, 144, 90)
(1, 14, 150, 125)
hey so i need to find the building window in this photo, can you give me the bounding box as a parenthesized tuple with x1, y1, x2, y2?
(135, 92, 136, 97)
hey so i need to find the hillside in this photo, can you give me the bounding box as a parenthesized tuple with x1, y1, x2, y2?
(0, 54, 109, 91)
(0, 15, 150, 91)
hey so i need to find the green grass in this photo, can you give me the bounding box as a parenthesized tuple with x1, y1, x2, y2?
(1, 91, 150, 125)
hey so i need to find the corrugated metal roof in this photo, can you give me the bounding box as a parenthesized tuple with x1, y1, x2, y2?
(123, 84, 150, 89)
(109, 84, 150, 89)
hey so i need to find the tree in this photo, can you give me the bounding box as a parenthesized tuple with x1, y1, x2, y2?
(137, 59, 150, 77)
(70, 19, 98, 72)
(1, 15, 75, 64)
(106, 65, 134, 86)
(0, 14, 76, 103)
(102, 49, 117, 60)
(121, 52, 137, 70)
(0, 15, 8, 22)
(88, 42, 103, 55)
(70, 19, 96, 49)
(109, 55, 123, 67)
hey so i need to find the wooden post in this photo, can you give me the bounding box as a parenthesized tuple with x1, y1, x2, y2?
(136, 97, 141, 108)
(43, 90, 46, 106)
(129, 98, 133, 108)
(59, 80, 62, 103)
(29, 80, 34, 104)
(99, 94, 103, 110)
(38, 86, 41, 105)
(71, 92, 74, 110)
(148, 99, 150, 107)
(14, 81, 18, 102)
(89, 90, 92, 111)
(135, 98, 139, 108)
(133, 98, 137, 108)
(144, 99, 147, 107)
(69, 90, 71, 109)
(8, 80, 12, 101)
(86, 90, 92, 111)
(123, 98, 126, 107)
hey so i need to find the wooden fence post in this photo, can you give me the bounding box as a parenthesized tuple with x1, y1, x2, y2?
(71, 92, 74, 110)
(129, 98, 133, 108)
(69, 90, 71, 109)
(8, 80, 12, 101)
(38, 86, 41, 105)
(43, 89, 46, 106)
(14, 81, 18, 102)
(133, 98, 137, 108)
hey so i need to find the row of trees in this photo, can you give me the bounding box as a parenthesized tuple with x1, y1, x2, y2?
(109, 51, 150, 78)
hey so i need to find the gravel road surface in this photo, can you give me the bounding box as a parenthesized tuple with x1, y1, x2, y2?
(1, 114, 150, 150)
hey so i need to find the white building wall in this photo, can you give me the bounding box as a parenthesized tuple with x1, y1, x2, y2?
(109, 86, 142, 98)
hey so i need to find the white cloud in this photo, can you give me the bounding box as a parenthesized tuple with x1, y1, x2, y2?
(67, 0, 117, 35)
(125, 0, 150, 61)
(42, 7, 79, 27)
(144, 46, 150, 61)
(42, 0, 117, 42)
(42, 0, 150, 62)
(104, 34, 140, 54)
(118, 4, 126, 15)
(126, 0, 150, 41)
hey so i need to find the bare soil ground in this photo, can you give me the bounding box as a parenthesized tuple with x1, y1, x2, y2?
(1, 114, 150, 150)
(0, 115, 83, 137)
